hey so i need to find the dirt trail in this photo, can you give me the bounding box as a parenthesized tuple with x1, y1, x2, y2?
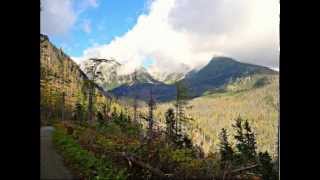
(41, 126, 76, 180)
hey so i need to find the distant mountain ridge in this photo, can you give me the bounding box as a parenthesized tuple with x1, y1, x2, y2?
(181, 57, 277, 97)
(149, 63, 192, 84)
(109, 57, 277, 101)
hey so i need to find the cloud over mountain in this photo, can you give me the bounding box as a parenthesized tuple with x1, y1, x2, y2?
(74, 0, 279, 74)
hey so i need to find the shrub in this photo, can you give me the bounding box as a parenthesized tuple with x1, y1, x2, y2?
(53, 127, 128, 180)
(78, 128, 97, 146)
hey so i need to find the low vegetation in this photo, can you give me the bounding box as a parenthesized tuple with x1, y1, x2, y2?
(52, 112, 278, 179)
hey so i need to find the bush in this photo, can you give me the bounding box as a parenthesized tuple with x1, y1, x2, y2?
(78, 128, 97, 146)
(254, 77, 269, 88)
(53, 127, 128, 180)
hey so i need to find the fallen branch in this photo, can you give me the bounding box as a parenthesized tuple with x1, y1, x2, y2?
(231, 164, 258, 173)
(120, 152, 168, 178)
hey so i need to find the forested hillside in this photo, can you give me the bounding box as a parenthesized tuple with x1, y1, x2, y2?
(153, 74, 279, 157)
(40, 34, 124, 125)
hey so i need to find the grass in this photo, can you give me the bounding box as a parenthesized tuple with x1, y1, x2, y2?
(52, 124, 128, 180)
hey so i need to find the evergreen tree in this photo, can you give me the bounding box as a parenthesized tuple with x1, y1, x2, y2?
(96, 111, 104, 125)
(257, 151, 278, 180)
(219, 128, 234, 168)
(243, 120, 257, 161)
(232, 117, 257, 165)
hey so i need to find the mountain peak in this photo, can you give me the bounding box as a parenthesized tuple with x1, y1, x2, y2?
(209, 56, 238, 63)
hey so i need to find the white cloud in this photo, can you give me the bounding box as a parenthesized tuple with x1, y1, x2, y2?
(76, 0, 279, 74)
(41, 0, 98, 36)
(71, 56, 82, 65)
(41, 0, 76, 36)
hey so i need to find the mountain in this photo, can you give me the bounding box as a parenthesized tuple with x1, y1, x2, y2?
(149, 63, 191, 84)
(182, 56, 277, 97)
(153, 73, 279, 156)
(40, 34, 122, 125)
(80, 59, 160, 91)
(111, 56, 277, 101)
(111, 82, 176, 101)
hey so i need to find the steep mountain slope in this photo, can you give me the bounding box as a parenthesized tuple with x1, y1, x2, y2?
(111, 82, 176, 101)
(182, 57, 277, 97)
(40, 34, 124, 124)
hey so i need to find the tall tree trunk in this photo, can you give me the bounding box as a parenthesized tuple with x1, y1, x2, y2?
(61, 92, 65, 121)
(88, 82, 94, 124)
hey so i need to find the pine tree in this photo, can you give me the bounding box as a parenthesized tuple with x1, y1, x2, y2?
(257, 151, 278, 180)
(243, 120, 257, 161)
(219, 128, 234, 168)
(232, 117, 257, 165)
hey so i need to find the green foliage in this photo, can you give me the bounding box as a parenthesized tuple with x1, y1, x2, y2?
(254, 76, 269, 88)
(53, 128, 128, 180)
(96, 111, 104, 124)
(232, 117, 257, 165)
(257, 151, 278, 180)
(218, 128, 234, 168)
(113, 110, 129, 128)
(96, 122, 122, 137)
(159, 146, 194, 166)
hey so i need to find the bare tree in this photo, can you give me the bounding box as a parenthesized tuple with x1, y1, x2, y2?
(147, 87, 156, 140)
(61, 92, 65, 121)
(84, 58, 115, 124)
(133, 70, 139, 124)
(174, 81, 189, 137)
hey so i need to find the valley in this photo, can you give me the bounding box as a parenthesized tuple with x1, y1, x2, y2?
(40, 34, 279, 180)
(152, 74, 279, 157)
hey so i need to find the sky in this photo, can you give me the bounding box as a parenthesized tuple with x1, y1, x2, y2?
(41, 0, 280, 74)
